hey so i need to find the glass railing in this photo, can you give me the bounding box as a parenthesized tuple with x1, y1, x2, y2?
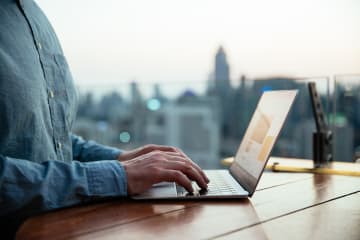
(73, 76, 359, 168)
(333, 75, 360, 162)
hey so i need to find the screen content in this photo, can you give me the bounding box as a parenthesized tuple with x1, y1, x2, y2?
(234, 90, 297, 178)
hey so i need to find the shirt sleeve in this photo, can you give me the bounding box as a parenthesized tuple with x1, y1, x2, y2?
(72, 134, 123, 162)
(0, 155, 127, 218)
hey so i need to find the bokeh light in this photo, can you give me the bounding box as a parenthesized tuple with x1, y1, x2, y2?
(146, 98, 161, 111)
(119, 131, 131, 143)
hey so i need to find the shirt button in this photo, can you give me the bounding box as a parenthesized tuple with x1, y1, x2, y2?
(57, 142, 62, 149)
(37, 42, 42, 50)
(49, 90, 54, 98)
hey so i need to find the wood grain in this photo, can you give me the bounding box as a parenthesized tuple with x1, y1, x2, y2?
(16, 172, 360, 240)
(218, 192, 360, 240)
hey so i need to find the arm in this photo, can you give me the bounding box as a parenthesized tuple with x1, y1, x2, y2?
(0, 155, 127, 218)
(72, 134, 122, 162)
(119, 144, 210, 194)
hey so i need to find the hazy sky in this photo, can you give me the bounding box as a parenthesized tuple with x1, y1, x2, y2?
(36, 0, 360, 91)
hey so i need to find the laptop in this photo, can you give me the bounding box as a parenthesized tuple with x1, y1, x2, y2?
(133, 90, 298, 199)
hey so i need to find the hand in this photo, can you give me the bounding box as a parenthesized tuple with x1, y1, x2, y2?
(121, 148, 209, 195)
(118, 144, 187, 162)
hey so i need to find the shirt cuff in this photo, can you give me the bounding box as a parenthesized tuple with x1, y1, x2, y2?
(85, 160, 127, 197)
(100, 148, 122, 160)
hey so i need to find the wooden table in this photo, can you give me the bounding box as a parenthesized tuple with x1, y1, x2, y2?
(17, 158, 360, 240)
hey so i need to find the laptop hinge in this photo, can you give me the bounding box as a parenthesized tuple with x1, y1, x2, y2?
(229, 163, 257, 196)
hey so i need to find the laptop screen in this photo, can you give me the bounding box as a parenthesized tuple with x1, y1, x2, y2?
(230, 90, 298, 195)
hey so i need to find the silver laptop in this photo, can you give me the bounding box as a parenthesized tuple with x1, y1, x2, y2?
(133, 90, 298, 199)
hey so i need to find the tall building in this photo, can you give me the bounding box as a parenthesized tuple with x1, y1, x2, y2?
(130, 81, 146, 143)
(334, 125, 354, 162)
(130, 81, 142, 104)
(152, 83, 167, 103)
(145, 96, 220, 168)
(214, 46, 231, 96)
(207, 46, 233, 137)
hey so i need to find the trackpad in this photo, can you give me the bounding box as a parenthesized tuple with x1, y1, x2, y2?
(135, 182, 177, 198)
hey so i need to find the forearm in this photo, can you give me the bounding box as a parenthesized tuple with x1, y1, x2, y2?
(72, 134, 122, 162)
(0, 155, 127, 219)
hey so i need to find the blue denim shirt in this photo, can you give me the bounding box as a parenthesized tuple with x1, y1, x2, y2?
(0, 0, 127, 219)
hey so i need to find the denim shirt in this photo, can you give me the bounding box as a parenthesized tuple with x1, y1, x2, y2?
(0, 0, 127, 219)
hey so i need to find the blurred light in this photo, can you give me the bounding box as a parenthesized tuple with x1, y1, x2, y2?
(329, 114, 347, 128)
(119, 131, 131, 143)
(147, 98, 161, 111)
(261, 86, 273, 92)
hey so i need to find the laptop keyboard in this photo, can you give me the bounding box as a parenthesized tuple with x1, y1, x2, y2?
(176, 171, 239, 197)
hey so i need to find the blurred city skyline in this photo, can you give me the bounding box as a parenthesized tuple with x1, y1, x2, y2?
(36, 0, 360, 90)
(73, 44, 359, 164)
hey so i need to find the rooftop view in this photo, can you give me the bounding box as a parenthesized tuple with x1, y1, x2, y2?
(36, 0, 360, 167)
(1, 1, 359, 238)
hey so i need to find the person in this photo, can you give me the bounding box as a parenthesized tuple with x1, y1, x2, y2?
(0, 0, 208, 238)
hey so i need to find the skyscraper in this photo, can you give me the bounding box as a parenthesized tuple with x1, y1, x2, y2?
(130, 81, 142, 104)
(130, 81, 146, 143)
(214, 46, 231, 96)
(211, 46, 232, 137)
(145, 98, 220, 168)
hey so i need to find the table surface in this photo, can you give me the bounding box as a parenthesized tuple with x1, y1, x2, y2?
(16, 158, 360, 240)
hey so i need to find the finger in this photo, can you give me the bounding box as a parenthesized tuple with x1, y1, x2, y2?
(143, 150, 210, 185)
(144, 144, 176, 152)
(164, 148, 210, 184)
(157, 169, 193, 193)
(145, 144, 188, 157)
(145, 146, 207, 178)
(177, 150, 210, 183)
(163, 153, 210, 184)
(184, 159, 209, 184)
(161, 160, 208, 189)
